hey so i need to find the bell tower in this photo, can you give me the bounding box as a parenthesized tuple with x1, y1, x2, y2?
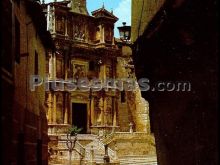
(70, 0, 89, 15)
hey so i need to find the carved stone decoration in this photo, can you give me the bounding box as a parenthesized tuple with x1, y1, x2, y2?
(94, 97, 100, 125)
(71, 60, 88, 79)
(56, 59, 63, 78)
(106, 96, 112, 112)
(67, 18, 73, 38)
(106, 96, 112, 125)
(76, 94, 87, 100)
(48, 5, 55, 33)
(106, 65, 112, 78)
(55, 41, 60, 49)
(105, 26, 112, 42)
(56, 16, 65, 34)
(56, 93, 64, 124)
(73, 21, 86, 41)
(71, 93, 88, 102)
(96, 26, 101, 41)
(73, 64, 86, 78)
(96, 97, 103, 125)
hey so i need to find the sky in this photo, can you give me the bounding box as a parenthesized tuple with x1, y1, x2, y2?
(87, 0, 131, 37)
(44, 0, 131, 37)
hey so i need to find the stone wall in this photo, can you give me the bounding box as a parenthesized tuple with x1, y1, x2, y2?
(132, 0, 218, 164)
(1, 0, 49, 164)
(116, 45, 152, 132)
(109, 133, 156, 157)
(131, 0, 165, 42)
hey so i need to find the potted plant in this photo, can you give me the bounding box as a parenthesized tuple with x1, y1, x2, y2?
(68, 125, 83, 136)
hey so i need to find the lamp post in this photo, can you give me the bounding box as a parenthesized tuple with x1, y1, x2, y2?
(117, 22, 131, 42)
(66, 131, 77, 165)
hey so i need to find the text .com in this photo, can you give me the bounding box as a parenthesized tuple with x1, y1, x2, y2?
(30, 75, 191, 92)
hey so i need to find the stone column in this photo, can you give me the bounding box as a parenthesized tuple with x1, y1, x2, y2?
(112, 27, 115, 45)
(103, 96, 107, 125)
(64, 93, 68, 124)
(52, 6, 56, 33)
(53, 93, 57, 124)
(101, 98, 104, 125)
(103, 25, 105, 43)
(53, 52, 56, 79)
(65, 17, 68, 37)
(113, 97, 117, 127)
(49, 54, 53, 79)
(99, 64, 107, 81)
(91, 97, 95, 125)
(100, 25, 105, 43)
(48, 93, 53, 124)
(103, 64, 106, 80)
(64, 49, 68, 80)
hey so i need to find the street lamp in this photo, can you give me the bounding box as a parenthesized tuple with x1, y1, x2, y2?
(66, 126, 82, 165)
(117, 22, 131, 42)
(66, 132, 77, 165)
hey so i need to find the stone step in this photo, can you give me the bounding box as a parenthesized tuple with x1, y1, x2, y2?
(120, 161, 157, 164)
(119, 156, 157, 165)
(59, 134, 98, 140)
(120, 163, 157, 165)
(120, 158, 157, 160)
(49, 134, 158, 165)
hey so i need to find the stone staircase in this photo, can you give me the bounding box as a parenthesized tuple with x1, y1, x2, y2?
(84, 137, 117, 164)
(49, 133, 157, 165)
(49, 134, 117, 164)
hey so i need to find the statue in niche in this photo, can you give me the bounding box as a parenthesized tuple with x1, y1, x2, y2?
(80, 31, 85, 40)
(96, 27, 101, 41)
(96, 97, 103, 125)
(106, 66, 112, 78)
(73, 24, 79, 38)
(105, 27, 112, 41)
(73, 22, 86, 41)
(73, 64, 86, 79)
(74, 31, 78, 39)
(56, 17, 65, 34)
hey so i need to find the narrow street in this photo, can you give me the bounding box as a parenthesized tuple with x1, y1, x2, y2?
(1, 0, 218, 165)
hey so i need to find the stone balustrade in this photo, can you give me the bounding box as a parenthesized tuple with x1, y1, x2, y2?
(48, 124, 71, 135)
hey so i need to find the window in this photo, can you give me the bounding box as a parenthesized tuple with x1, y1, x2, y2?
(89, 61, 95, 71)
(35, 51, 39, 75)
(15, 17, 20, 63)
(121, 91, 126, 103)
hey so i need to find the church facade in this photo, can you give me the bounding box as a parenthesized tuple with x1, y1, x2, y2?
(43, 0, 151, 135)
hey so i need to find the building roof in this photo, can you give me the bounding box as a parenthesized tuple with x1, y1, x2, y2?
(91, 6, 118, 22)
